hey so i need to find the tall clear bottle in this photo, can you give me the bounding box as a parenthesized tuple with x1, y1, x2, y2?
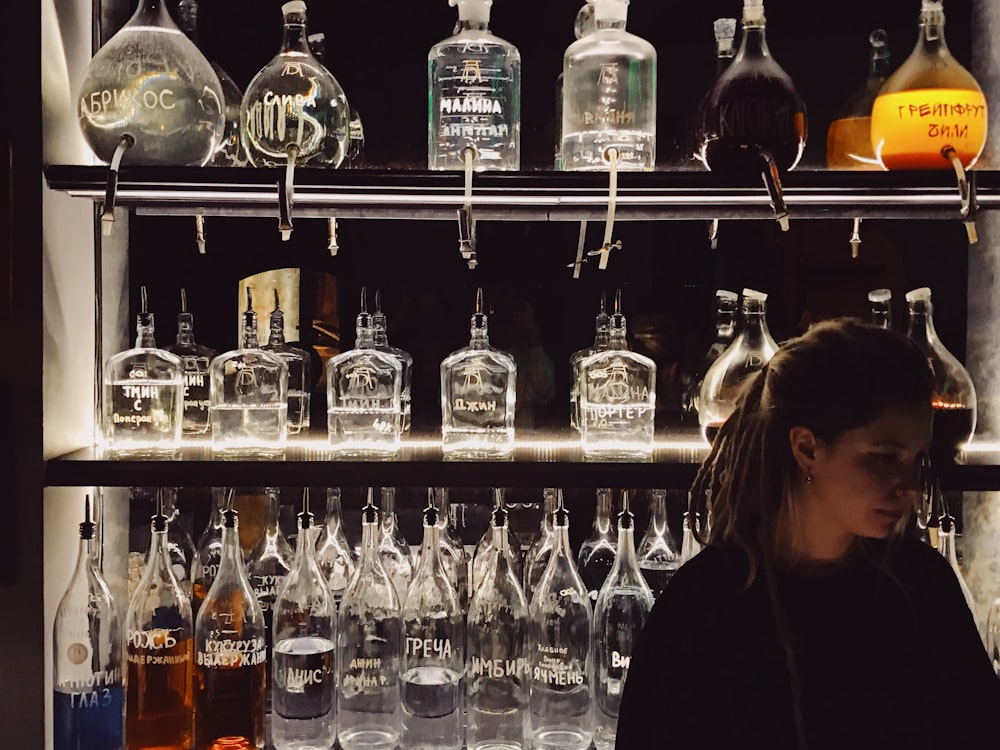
(826, 29, 891, 170)
(338, 498, 403, 750)
(421, 487, 470, 614)
(372, 291, 414, 436)
(467, 503, 530, 750)
(561, 0, 657, 171)
(636, 489, 679, 599)
(272, 497, 337, 750)
(905, 286, 977, 464)
(428, 0, 521, 171)
(698, 288, 779, 444)
(125, 507, 195, 750)
(569, 292, 610, 433)
(192, 487, 231, 620)
(53, 497, 123, 750)
(165, 289, 218, 436)
(401, 503, 466, 750)
(528, 502, 592, 750)
(194, 509, 268, 750)
(937, 509, 982, 642)
(316, 487, 358, 611)
(472, 488, 522, 594)
(555, 4, 597, 169)
(577, 488, 617, 604)
(679, 508, 704, 566)
(869, 288, 893, 330)
(681, 289, 738, 424)
(378, 487, 414, 604)
(263, 290, 313, 436)
(523, 488, 560, 595)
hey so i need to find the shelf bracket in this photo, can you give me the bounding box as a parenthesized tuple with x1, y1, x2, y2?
(195, 214, 207, 254)
(849, 217, 862, 259)
(760, 150, 791, 232)
(100, 134, 134, 236)
(278, 145, 298, 241)
(587, 146, 622, 270)
(327, 217, 340, 256)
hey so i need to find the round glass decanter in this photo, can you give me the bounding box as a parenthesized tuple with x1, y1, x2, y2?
(826, 29, 890, 170)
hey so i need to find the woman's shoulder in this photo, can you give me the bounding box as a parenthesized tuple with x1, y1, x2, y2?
(663, 544, 754, 603)
(868, 535, 964, 591)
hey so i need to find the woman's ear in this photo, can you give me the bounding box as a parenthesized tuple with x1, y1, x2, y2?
(788, 426, 819, 475)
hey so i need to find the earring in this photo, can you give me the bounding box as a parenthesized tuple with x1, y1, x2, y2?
(805, 472, 814, 485)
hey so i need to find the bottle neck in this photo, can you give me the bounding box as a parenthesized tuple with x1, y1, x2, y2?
(906, 305, 938, 345)
(608, 324, 628, 351)
(269, 318, 286, 346)
(221, 524, 244, 570)
(294, 518, 317, 570)
(416, 524, 442, 575)
(373, 317, 389, 346)
(649, 490, 669, 531)
(241, 314, 259, 349)
(491, 524, 508, 556)
(741, 304, 771, 343)
(456, 18, 489, 32)
(325, 492, 345, 533)
(176, 0, 201, 45)
(616, 523, 638, 565)
(135, 0, 176, 27)
(470, 316, 489, 348)
(263, 491, 280, 533)
(918, 7, 948, 52)
(176, 314, 195, 346)
(360, 520, 380, 562)
(541, 491, 558, 533)
(593, 491, 613, 535)
(715, 307, 736, 340)
(281, 16, 312, 55)
(553, 523, 572, 558)
(736, 22, 770, 60)
(872, 305, 892, 329)
(938, 526, 959, 565)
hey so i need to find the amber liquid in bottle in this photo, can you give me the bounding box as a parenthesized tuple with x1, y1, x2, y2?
(931, 402, 975, 465)
(231, 489, 267, 557)
(194, 661, 267, 750)
(126, 639, 194, 750)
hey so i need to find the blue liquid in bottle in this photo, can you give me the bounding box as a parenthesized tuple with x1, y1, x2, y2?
(53, 684, 124, 750)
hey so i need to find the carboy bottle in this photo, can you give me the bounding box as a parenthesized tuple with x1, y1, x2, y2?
(681, 289, 738, 424)
(467, 503, 530, 750)
(401, 502, 466, 750)
(905, 286, 977, 464)
(986, 594, 1000, 676)
(826, 29, 891, 170)
(209, 287, 289, 456)
(569, 292, 611, 433)
(194, 509, 267, 750)
(103, 286, 184, 455)
(316, 487, 358, 610)
(420, 487, 470, 614)
(869, 287, 893, 330)
(561, 0, 656, 171)
(263, 289, 313, 436)
(326, 289, 404, 457)
(272, 500, 337, 750)
(378, 487, 414, 604)
(428, 0, 521, 171)
(77, 0, 224, 166)
(591, 500, 654, 750)
(577, 290, 657, 460)
(125, 506, 195, 750)
(53, 497, 123, 750)
(440, 288, 518, 459)
(577, 488, 618, 604)
(192, 486, 231, 619)
(472, 488, 522, 594)
(338, 496, 403, 750)
(241, 1, 351, 168)
(165, 289, 218, 437)
(554, 3, 597, 169)
(698, 288, 779, 444)
(527, 502, 593, 750)
(690, 18, 738, 167)
(372, 291, 414, 435)
(523, 488, 560, 595)
(636, 489, 680, 599)
(698, 0, 807, 175)
(870, 1, 988, 171)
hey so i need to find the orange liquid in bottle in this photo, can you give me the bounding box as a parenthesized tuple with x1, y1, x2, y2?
(826, 116, 881, 170)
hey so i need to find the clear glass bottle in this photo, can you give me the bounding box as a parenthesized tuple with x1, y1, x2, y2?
(272, 502, 337, 750)
(401, 502, 466, 750)
(263, 290, 313, 436)
(577, 290, 657, 460)
(428, 0, 521, 171)
(77, 0, 224, 166)
(420, 488, 470, 614)
(125, 508, 195, 750)
(569, 292, 611, 433)
(826, 29, 891, 170)
(240, 0, 351, 168)
(905, 286, 977, 464)
(698, 288, 779, 444)
(165, 289, 218, 437)
(467, 503, 530, 750)
(193, 487, 231, 620)
(523, 488, 560, 595)
(372, 291, 414, 436)
(194, 509, 268, 750)
(690, 18, 738, 167)
(636, 489, 679, 599)
(679, 509, 704, 566)
(871, 0, 988, 170)
(378, 487, 414, 604)
(53, 496, 123, 750)
(937, 512, 982, 642)
(472, 488, 523, 595)
(682, 289, 738, 423)
(555, 3, 597, 169)
(102, 286, 184, 456)
(161, 487, 198, 604)
(527, 502, 593, 750)
(697, 0, 807, 175)
(561, 0, 656, 171)
(869, 287, 893, 330)
(316, 487, 358, 611)
(337, 497, 403, 750)
(440, 288, 518, 459)
(209, 287, 289, 457)
(577, 488, 617, 605)
(591, 502, 654, 750)
(326, 289, 404, 457)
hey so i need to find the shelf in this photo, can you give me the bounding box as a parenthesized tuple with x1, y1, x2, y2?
(42, 165, 1000, 222)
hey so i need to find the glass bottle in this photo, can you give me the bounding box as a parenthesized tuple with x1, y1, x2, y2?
(125, 507, 195, 750)
(165, 289, 218, 437)
(905, 286, 977, 464)
(401, 502, 466, 750)
(698, 288, 779, 444)
(337, 497, 403, 750)
(240, 0, 351, 168)
(428, 0, 521, 171)
(192, 487, 231, 619)
(263, 289, 313, 436)
(102, 286, 184, 456)
(870, 0, 988, 171)
(76, 0, 224, 166)
(679, 509, 703, 566)
(53, 496, 123, 750)
(555, 3, 597, 169)
(472, 488, 523, 594)
(194, 509, 268, 750)
(209, 286, 289, 456)
(161, 487, 198, 603)
(440, 288, 518, 459)
(690, 18, 738, 167)
(697, 0, 807, 175)
(682, 289, 738, 424)
(826, 29, 891, 170)
(869, 287, 893, 330)
(527, 502, 593, 750)
(420, 487, 470, 614)
(467, 503, 530, 750)
(986, 594, 1000, 676)
(372, 291, 414, 436)
(326, 288, 405, 457)
(561, 0, 657, 171)
(272, 500, 337, 750)
(316, 487, 358, 611)
(591, 502, 654, 750)
(523, 488, 560, 595)
(577, 488, 617, 605)
(636, 489, 680, 599)
(577, 289, 657, 460)
(937, 511, 982, 642)
(378, 487, 414, 604)
(569, 292, 611, 433)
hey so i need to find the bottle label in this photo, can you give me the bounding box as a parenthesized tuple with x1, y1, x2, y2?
(273, 639, 335, 720)
(871, 88, 988, 169)
(57, 667, 121, 690)
(470, 656, 527, 678)
(251, 573, 285, 611)
(243, 81, 328, 153)
(127, 627, 183, 651)
(343, 656, 391, 689)
(405, 637, 454, 659)
(181, 360, 211, 413)
(532, 646, 586, 687)
(197, 636, 266, 667)
(80, 87, 178, 117)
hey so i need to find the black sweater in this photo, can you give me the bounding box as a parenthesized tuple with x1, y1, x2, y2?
(614, 537, 999, 750)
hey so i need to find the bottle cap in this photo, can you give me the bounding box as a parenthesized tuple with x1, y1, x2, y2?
(574, 3, 596, 39)
(714, 18, 737, 42)
(79, 496, 95, 540)
(905, 286, 932, 303)
(743, 0, 764, 23)
(590, 0, 628, 22)
(451, 0, 491, 22)
(868, 288, 892, 303)
(716, 289, 739, 302)
(742, 288, 767, 301)
(282, 1, 307, 15)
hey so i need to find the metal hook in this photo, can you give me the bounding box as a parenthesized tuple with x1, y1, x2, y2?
(195, 215, 207, 254)
(458, 146, 479, 269)
(101, 134, 135, 236)
(943, 147, 979, 244)
(759, 150, 790, 231)
(567, 220, 589, 278)
(849, 217, 862, 259)
(328, 217, 340, 256)
(708, 218, 720, 250)
(278, 145, 299, 241)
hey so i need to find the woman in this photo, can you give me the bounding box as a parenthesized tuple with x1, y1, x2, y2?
(615, 317, 998, 750)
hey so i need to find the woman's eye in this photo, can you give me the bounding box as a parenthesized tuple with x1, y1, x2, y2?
(871, 452, 898, 465)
